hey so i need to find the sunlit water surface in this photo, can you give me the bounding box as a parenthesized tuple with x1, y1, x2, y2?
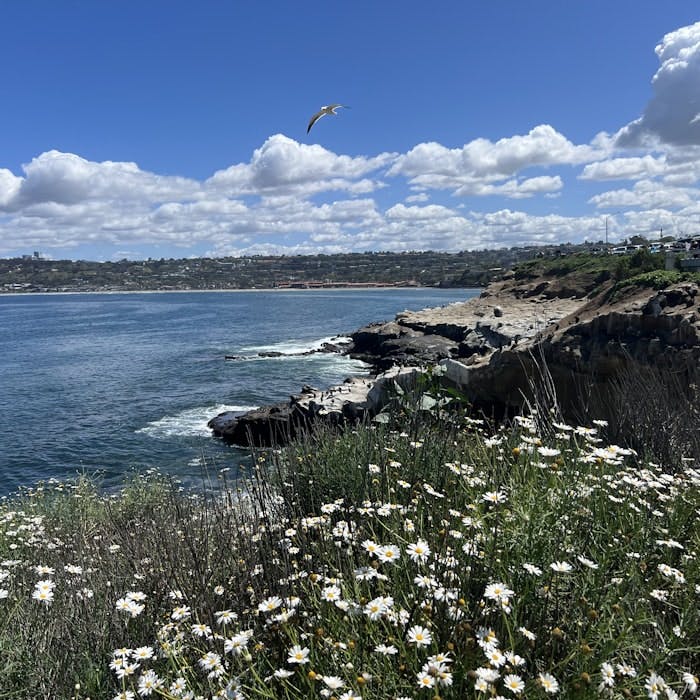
(0, 288, 478, 495)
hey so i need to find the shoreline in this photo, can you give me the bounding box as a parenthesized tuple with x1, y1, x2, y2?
(0, 285, 481, 298)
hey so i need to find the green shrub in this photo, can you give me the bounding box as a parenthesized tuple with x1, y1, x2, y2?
(616, 269, 698, 290)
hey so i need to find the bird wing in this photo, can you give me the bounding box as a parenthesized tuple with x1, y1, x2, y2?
(307, 109, 327, 133)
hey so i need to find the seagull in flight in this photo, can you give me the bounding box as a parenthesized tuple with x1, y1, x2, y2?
(307, 104, 349, 134)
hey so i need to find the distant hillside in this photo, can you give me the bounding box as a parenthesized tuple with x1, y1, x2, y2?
(1, 243, 606, 293)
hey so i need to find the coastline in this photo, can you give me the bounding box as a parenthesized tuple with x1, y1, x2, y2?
(0, 284, 479, 298)
(209, 266, 700, 447)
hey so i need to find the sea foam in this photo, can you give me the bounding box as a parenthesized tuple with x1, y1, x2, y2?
(238, 335, 351, 356)
(136, 404, 257, 439)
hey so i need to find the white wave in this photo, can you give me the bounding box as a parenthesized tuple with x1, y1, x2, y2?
(136, 404, 257, 439)
(314, 355, 370, 373)
(239, 335, 351, 356)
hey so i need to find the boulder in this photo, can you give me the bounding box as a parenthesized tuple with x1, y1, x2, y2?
(208, 402, 311, 447)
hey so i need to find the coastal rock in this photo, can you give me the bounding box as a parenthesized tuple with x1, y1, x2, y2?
(208, 367, 423, 447)
(439, 281, 700, 417)
(209, 402, 310, 447)
(224, 336, 352, 362)
(351, 293, 581, 369)
(211, 273, 700, 447)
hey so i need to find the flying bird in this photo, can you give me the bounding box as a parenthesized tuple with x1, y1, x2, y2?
(307, 104, 349, 134)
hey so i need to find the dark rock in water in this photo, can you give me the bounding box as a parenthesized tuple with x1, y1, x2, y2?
(207, 411, 241, 434)
(224, 338, 351, 362)
(208, 403, 311, 447)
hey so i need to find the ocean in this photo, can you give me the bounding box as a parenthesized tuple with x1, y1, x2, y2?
(0, 288, 478, 495)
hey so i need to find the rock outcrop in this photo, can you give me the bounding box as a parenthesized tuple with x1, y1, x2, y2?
(210, 268, 700, 446)
(350, 274, 700, 419)
(208, 367, 422, 447)
(350, 289, 581, 369)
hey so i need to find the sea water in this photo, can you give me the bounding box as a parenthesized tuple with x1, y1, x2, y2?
(0, 288, 478, 495)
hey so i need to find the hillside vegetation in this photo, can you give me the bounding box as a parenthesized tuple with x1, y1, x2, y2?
(0, 244, 604, 293)
(509, 249, 700, 299)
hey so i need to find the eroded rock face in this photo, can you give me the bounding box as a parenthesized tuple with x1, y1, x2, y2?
(210, 277, 700, 447)
(351, 292, 582, 369)
(440, 282, 700, 418)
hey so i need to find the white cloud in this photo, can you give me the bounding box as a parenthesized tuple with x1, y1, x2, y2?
(205, 202, 610, 258)
(589, 179, 698, 211)
(388, 125, 596, 196)
(581, 151, 700, 187)
(2, 150, 200, 212)
(616, 21, 700, 147)
(4, 86, 700, 260)
(580, 155, 668, 181)
(206, 134, 396, 196)
(405, 192, 429, 203)
(386, 203, 458, 221)
(0, 169, 22, 207)
(454, 175, 563, 198)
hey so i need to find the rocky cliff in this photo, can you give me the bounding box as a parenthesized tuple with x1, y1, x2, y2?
(209, 265, 700, 446)
(351, 272, 700, 419)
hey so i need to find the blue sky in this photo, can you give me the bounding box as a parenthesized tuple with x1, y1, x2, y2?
(1, 2, 699, 260)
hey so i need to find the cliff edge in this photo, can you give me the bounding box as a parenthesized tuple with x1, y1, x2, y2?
(210, 256, 700, 445)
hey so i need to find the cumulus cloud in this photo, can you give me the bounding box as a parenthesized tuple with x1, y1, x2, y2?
(1, 150, 200, 212)
(581, 152, 700, 187)
(0, 169, 22, 207)
(0, 126, 618, 258)
(209, 201, 610, 258)
(454, 175, 563, 198)
(386, 203, 458, 221)
(206, 134, 396, 196)
(580, 155, 668, 181)
(616, 21, 700, 147)
(388, 125, 596, 196)
(5, 77, 700, 261)
(588, 179, 698, 211)
(405, 192, 429, 203)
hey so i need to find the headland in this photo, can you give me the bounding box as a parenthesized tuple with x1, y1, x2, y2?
(209, 251, 700, 446)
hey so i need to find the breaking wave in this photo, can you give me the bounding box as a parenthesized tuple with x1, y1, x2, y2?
(136, 404, 258, 439)
(238, 335, 351, 356)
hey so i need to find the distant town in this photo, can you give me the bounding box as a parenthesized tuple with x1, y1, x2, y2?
(2, 236, 699, 294)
